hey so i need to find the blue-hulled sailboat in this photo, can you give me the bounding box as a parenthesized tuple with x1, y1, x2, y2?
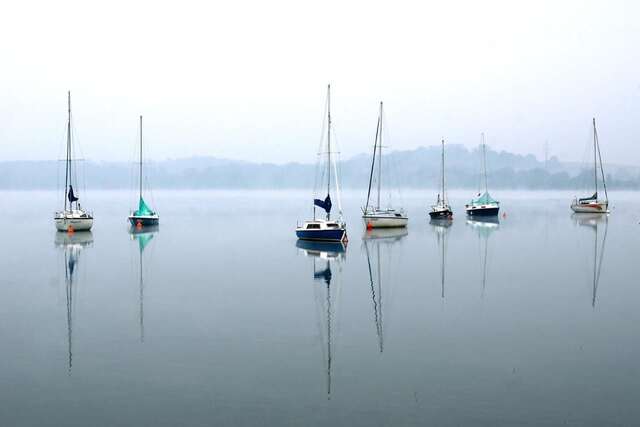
(129, 116, 159, 228)
(296, 85, 347, 242)
(466, 133, 500, 217)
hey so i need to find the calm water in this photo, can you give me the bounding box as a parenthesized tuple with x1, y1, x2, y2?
(1, 190, 639, 426)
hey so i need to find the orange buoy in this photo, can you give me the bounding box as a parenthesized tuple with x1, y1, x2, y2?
(366, 221, 373, 230)
(67, 225, 75, 234)
(502, 212, 507, 219)
(136, 220, 143, 230)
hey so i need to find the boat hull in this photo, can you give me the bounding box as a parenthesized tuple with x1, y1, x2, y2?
(55, 217, 93, 232)
(466, 206, 500, 217)
(128, 215, 160, 227)
(571, 202, 608, 214)
(429, 209, 453, 219)
(362, 214, 408, 228)
(296, 228, 347, 242)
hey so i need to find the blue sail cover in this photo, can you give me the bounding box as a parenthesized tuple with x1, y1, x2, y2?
(314, 194, 332, 213)
(68, 185, 79, 203)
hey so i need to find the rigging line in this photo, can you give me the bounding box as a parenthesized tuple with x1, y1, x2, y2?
(364, 115, 381, 212)
(377, 102, 383, 209)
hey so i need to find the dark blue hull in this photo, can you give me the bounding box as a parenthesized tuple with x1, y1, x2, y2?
(296, 228, 346, 242)
(429, 209, 453, 219)
(466, 207, 500, 217)
(129, 217, 159, 227)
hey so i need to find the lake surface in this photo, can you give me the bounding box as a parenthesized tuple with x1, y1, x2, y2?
(1, 189, 639, 426)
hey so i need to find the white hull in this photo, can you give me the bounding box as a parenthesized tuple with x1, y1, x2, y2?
(362, 214, 408, 228)
(55, 217, 93, 231)
(571, 202, 609, 214)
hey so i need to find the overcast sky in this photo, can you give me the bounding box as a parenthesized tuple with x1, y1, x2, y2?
(1, 0, 638, 164)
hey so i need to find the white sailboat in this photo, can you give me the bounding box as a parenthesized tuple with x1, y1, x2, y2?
(429, 139, 453, 219)
(296, 85, 347, 242)
(55, 91, 93, 232)
(362, 102, 408, 229)
(571, 118, 609, 213)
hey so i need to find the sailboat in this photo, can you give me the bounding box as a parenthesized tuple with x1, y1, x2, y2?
(129, 116, 159, 227)
(130, 225, 158, 342)
(55, 230, 93, 374)
(571, 118, 609, 213)
(54, 92, 94, 232)
(465, 133, 500, 217)
(429, 139, 453, 219)
(362, 102, 408, 228)
(296, 85, 347, 242)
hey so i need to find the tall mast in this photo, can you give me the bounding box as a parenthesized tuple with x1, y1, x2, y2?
(327, 85, 331, 200)
(377, 102, 383, 209)
(65, 91, 71, 211)
(482, 133, 488, 194)
(365, 116, 380, 212)
(139, 115, 143, 200)
(594, 118, 608, 202)
(593, 118, 598, 196)
(441, 139, 445, 204)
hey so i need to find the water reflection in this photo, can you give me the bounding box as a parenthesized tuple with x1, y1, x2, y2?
(430, 219, 452, 299)
(54, 231, 93, 374)
(572, 214, 608, 307)
(467, 218, 499, 297)
(130, 225, 159, 342)
(362, 228, 407, 354)
(296, 240, 345, 399)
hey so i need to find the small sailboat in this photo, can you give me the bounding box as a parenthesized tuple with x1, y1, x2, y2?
(55, 92, 93, 232)
(571, 118, 609, 213)
(466, 133, 500, 217)
(129, 116, 159, 228)
(362, 102, 408, 228)
(429, 139, 453, 219)
(296, 85, 347, 242)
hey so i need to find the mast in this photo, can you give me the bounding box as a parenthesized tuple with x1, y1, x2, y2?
(594, 118, 608, 202)
(64, 91, 71, 211)
(592, 119, 597, 194)
(441, 139, 445, 204)
(326, 85, 331, 220)
(139, 116, 143, 201)
(481, 133, 488, 194)
(377, 102, 383, 209)
(364, 116, 380, 212)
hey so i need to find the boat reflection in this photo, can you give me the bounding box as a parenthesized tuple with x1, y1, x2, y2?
(54, 231, 93, 374)
(572, 213, 608, 307)
(430, 218, 452, 299)
(130, 225, 159, 342)
(466, 217, 500, 297)
(296, 240, 345, 399)
(362, 227, 406, 354)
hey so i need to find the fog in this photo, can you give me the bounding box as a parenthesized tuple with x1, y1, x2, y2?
(1, 0, 638, 164)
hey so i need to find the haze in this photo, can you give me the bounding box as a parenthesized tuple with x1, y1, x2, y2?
(1, 0, 638, 165)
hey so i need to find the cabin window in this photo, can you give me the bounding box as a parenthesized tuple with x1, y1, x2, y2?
(394, 213, 402, 217)
(326, 223, 339, 228)
(306, 224, 321, 229)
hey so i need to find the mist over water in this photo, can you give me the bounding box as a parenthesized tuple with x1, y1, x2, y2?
(1, 190, 639, 426)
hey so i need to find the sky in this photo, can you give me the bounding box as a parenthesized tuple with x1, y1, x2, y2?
(0, 0, 638, 165)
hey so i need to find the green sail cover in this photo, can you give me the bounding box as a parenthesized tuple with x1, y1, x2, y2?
(470, 191, 499, 205)
(134, 197, 155, 216)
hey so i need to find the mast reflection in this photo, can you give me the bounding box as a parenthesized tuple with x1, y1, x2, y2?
(296, 240, 345, 399)
(466, 217, 499, 297)
(430, 218, 452, 299)
(55, 231, 93, 375)
(362, 228, 406, 354)
(130, 225, 159, 343)
(572, 214, 608, 307)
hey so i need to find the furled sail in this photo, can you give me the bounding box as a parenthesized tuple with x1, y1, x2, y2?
(314, 194, 332, 213)
(68, 185, 79, 203)
(579, 192, 598, 203)
(134, 197, 155, 217)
